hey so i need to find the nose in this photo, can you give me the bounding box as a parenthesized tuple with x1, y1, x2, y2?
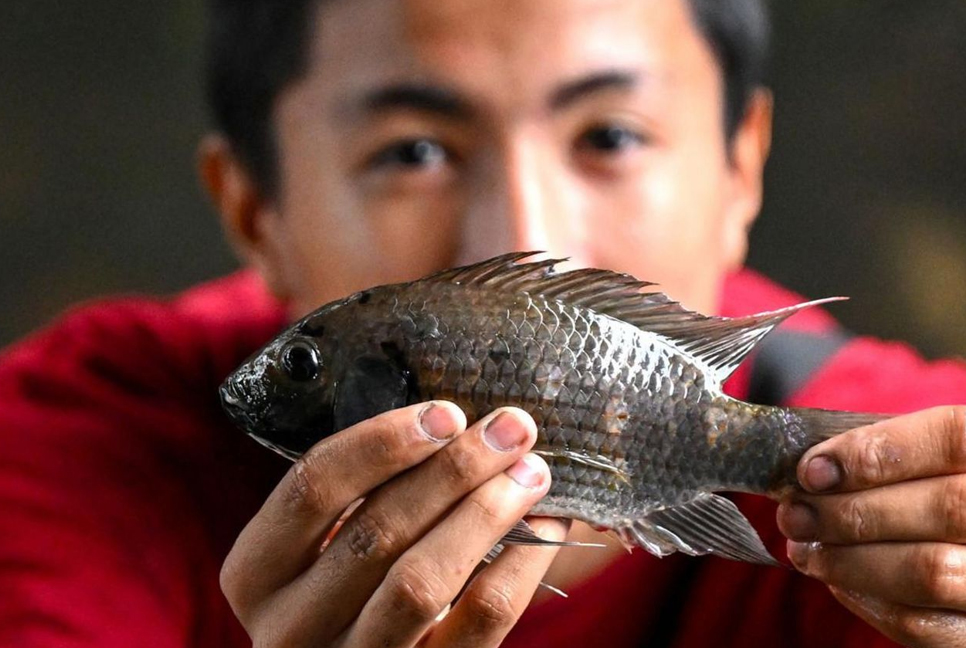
(458, 134, 587, 265)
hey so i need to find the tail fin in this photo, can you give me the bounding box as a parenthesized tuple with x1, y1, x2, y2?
(792, 407, 892, 445)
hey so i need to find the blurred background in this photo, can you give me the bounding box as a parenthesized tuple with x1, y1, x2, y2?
(1, 1, 964, 358)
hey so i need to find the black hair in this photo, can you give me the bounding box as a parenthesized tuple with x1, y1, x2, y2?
(205, 0, 317, 197)
(206, 0, 770, 197)
(687, 0, 771, 142)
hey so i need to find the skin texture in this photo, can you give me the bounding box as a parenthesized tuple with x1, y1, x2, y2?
(778, 407, 966, 647)
(200, 0, 966, 645)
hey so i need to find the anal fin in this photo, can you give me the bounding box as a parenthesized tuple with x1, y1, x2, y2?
(623, 493, 782, 567)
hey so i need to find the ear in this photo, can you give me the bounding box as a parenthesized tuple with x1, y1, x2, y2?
(722, 89, 773, 271)
(198, 133, 291, 300)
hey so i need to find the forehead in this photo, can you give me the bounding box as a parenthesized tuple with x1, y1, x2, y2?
(305, 0, 714, 113)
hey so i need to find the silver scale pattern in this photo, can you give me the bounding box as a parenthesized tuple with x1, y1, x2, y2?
(355, 281, 793, 529)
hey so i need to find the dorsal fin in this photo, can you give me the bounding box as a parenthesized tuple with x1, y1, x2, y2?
(647, 298, 846, 384)
(426, 253, 845, 384)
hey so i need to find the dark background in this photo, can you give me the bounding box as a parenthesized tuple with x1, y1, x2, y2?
(2, 1, 965, 358)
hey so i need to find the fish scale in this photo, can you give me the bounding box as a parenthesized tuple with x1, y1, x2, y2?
(391, 283, 742, 522)
(221, 253, 889, 566)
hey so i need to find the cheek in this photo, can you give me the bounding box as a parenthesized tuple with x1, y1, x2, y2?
(277, 170, 465, 317)
(359, 186, 463, 278)
(586, 151, 731, 312)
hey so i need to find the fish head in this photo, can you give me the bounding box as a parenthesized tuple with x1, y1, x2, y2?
(220, 309, 342, 460)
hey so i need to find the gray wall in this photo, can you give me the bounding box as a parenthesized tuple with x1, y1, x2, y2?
(2, 2, 965, 360)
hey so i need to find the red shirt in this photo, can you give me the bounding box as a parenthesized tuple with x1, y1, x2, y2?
(2, 270, 965, 647)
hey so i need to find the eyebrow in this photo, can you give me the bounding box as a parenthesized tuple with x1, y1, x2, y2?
(360, 83, 474, 120)
(348, 69, 641, 121)
(549, 70, 640, 111)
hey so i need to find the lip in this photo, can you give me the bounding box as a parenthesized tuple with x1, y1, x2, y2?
(219, 378, 246, 409)
(219, 379, 260, 431)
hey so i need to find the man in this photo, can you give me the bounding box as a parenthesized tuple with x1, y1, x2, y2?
(2, 0, 966, 646)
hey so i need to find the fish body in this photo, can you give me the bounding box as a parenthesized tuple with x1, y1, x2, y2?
(221, 253, 885, 565)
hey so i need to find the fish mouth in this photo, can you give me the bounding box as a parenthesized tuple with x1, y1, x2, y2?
(219, 378, 263, 433)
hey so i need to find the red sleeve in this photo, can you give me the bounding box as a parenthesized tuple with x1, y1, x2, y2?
(790, 336, 966, 413)
(0, 290, 286, 647)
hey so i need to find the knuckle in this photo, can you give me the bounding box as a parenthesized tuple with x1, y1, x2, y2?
(219, 553, 245, 608)
(249, 616, 284, 648)
(285, 452, 333, 514)
(918, 546, 966, 606)
(947, 406, 966, 435)
(249, 607, 305, 648)
(941, 478, 966, 540)
(841, 497, 876, 542)
(461, 582, 519, 633)
(440, 442, 480, 488)
(366, 413, 414, 469)
(219, 550, 263, 630)
(467, 488, 513, 527)
(854, 431, 897, 486)
(941, 406, 966, 467)
(386, 559, 452, 623)
(894, 610, 935, 645)
(344, 508, 402, 563)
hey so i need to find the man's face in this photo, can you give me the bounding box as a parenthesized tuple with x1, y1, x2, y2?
(230, 0, 768, 317)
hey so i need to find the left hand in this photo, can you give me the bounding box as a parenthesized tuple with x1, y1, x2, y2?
(777, 406, 966, 647)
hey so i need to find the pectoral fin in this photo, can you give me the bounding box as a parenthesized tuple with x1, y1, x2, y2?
(484, 519, 602, 599)
(532, 449, 631, 484)
(619, 493, 782, 567)
(482, 543, 569, 598)
(501, 519, 605, 548)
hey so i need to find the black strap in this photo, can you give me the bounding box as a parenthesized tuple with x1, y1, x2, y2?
(746, 329, 853, 406)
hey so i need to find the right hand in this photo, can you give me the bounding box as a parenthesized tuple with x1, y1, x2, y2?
(220, 401, 567, 648)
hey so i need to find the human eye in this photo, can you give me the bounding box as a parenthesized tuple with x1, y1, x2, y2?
(576, 123, 647, 154)
(368, 137, 450, 171)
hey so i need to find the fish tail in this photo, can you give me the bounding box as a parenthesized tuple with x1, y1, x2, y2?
(792, 407, 892, 445)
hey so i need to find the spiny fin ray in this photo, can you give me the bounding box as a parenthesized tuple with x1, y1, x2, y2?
(482, 543, 569, 598)
(533, 448, 631, 484)
(501, 519, 605, 548)
(427, 252, 844, 384)
(484, 519, 606, 599)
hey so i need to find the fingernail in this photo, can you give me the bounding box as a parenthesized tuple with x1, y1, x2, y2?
(419, 403, 459, 440)
(483, 411, 529, 452)
(781, 501, 818, 540)
(803, 455, 842, 492)
(787, 540, 809, 568)
(506, 454, 545, 488)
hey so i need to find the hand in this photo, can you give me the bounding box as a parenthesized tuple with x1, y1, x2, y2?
(220, 401, 567, 648)
(777, 406, 966, 647)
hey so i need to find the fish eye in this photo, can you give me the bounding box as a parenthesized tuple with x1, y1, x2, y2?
(280, 340, 321, 382)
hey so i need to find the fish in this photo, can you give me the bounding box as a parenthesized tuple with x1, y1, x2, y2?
(220, 252, 888, 567)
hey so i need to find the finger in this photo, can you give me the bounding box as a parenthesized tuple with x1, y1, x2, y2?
(270, 407, 538, 642)
(220, 401, 465, 625)
(788, 541, 966, 611)
(830, 587, 966, 648)
(426, 516, 571, 648)
(343, 453, 553, 648)
(798, 406, 966, 494)
(778, 474, 966, 544)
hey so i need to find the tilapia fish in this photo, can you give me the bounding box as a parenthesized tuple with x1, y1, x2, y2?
(220, 252, 886, 566)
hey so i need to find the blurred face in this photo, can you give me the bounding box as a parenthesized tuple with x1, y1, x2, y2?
(213, 0, 770, 317)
